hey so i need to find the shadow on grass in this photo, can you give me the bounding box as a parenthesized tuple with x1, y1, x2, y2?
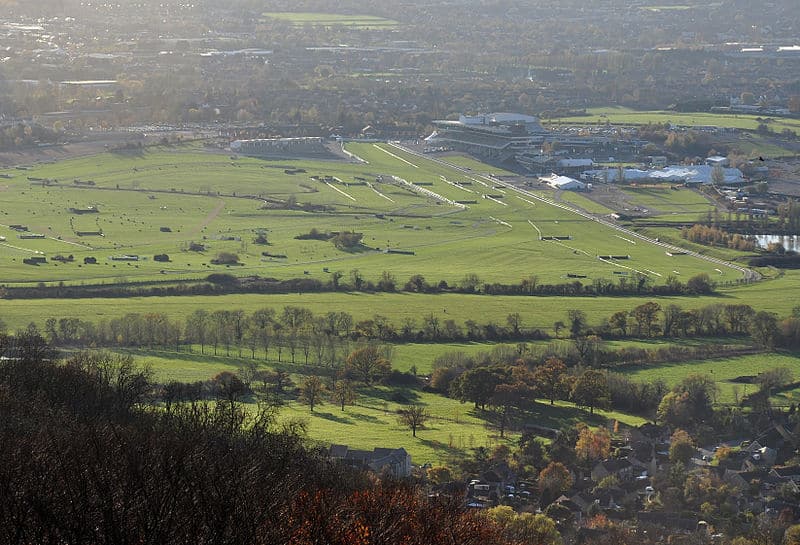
(313, 411, 354, 424)
(350, 412, 382, 424)
(361, 386, 421, 405)
(508, 402, 607, 432)
(120, 348, 336, 378)
(417, 437, 464, 458)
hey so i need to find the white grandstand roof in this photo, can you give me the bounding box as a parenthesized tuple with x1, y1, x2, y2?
(458, 112, 544, 127)
(583, 165, 744, 185)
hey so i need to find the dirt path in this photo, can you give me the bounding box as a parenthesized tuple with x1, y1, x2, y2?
(190, 198, 225, 236)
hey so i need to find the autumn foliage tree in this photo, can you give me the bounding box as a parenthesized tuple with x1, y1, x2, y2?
(533, 357, 570, 405)
(345, 345, 391, 385)
(575, 424, 612, 467)
(571, 369, 611, 415)
(669, 429, 696, 464)
(538, 461, 574, 498)
(485, 506, 562, 545)
(287, 484, 509, 545)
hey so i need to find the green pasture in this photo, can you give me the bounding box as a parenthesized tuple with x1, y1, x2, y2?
(111, 347, 646, 463)
(0, 142, 747, 287)
(280, 394, 647, 464)
(262, 12, 399, 28)
(625, 352, 800, 404)
(551, 106, 800, 134)
(100, 334, 752, 384)
(556, 191, 616, 214)
(621, 186, 713, 217)
(632, 226, 758, 263)
(3, 269, 799, 333)
(725, 133, 797, 158)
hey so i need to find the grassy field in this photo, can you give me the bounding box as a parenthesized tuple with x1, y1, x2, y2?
(110, 346, 650, 463)
(262, 12, 399, 28)
(3, 271, 799, 333)
(551, 106, 800, 134)
(0, 142, 744, 288)
(434, 154, 516, 176)
(2, 268, 799, 333)
(621, 186, 713, 217)
(5, 143, 798, 465)
(624, 352, 800, 404)
(103, 340, 797, 462)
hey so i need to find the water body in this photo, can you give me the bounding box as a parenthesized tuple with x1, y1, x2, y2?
(755, 234, 799, 252)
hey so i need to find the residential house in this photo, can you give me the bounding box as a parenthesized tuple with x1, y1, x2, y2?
(329, 444, 412, 478)
(629, 423, 671, 445)
(591, 458, 634, 483)
(770, 465, 800, 483)
(636, 511, 700, 533)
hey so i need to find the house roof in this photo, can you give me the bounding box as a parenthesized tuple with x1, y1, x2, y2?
(637, 511, 698, 531)
(329, 444, 410, 467)
(596, 458, 633, 473)
(636, 423, 669, 439)
(772, 465, 800, 477)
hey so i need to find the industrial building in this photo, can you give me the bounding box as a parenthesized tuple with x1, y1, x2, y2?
(540, 173, 586, 190)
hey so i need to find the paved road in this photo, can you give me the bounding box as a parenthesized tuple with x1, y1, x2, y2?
(388, 143, 760, 282)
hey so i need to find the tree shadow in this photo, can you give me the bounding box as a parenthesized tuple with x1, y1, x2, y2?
(313, 411, 354, 424)
(417, 437, 463, 458)
(361, 386, 421, 404)
(350, 412, 381, 424)
(518, 402, 607, 430)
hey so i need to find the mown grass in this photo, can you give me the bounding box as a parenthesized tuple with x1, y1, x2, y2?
(434, 155, 516, 176)
(0, 142, 745, 288)
(621, 186, 713, 216)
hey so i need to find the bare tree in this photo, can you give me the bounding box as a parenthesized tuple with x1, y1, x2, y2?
(398, 405, 429, 437)
(330, 378, 357, 411)
(299, 376, 326, 412)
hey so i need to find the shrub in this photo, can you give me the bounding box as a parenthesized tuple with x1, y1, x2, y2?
(211, 252, 240, 265)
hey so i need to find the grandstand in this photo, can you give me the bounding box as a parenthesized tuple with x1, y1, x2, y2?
(425, 113, 643, 171)
(230, 137, 327, 157)
(425, 113, 548, 161)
